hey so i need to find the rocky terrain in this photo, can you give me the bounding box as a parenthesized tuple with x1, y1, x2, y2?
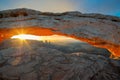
(0, 8, 120, 57)
(0, 39, 120, 80)
(0, 8, 120, 80)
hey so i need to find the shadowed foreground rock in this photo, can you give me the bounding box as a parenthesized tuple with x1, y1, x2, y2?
(0, 39, 120, 80)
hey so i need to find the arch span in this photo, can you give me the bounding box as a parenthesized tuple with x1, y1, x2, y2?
(0, 8, 120, 58)
(0, 26, 120, 58)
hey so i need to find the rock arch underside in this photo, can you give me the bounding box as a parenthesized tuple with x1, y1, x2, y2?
(0, 8, 120, 80)
(0, 8, 120, 58)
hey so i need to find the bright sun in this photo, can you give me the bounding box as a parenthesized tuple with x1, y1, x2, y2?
(11, 34, 80, 44)
(11, 34, 41, 40)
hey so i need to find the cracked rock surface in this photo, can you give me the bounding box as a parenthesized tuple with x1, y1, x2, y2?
(0, 39, 120, 80)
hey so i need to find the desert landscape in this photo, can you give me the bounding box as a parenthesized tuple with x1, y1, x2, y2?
(0, 8, 120, 80)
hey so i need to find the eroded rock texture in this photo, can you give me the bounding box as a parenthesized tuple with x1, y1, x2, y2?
(0, 8, 120, 57)
(0, 39, 120, 80)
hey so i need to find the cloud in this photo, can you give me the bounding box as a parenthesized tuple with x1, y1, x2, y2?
(15, 0, 75, 12)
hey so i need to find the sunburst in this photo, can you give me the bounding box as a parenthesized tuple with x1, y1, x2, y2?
(11, 34, 41, 40)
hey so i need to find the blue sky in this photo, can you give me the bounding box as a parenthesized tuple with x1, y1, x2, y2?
(0, 0, 120, 17)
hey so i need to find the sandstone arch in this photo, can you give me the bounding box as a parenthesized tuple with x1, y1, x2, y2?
(0, 8, 120, 58)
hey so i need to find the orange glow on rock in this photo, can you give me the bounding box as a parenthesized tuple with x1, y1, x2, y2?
(0, 26, 120, 58)
(0, 26, 55, 42)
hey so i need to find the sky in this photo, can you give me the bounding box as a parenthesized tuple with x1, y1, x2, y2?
(0, 0, 120, 17)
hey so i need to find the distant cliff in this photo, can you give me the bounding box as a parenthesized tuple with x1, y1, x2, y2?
(0, 8, 120, 22)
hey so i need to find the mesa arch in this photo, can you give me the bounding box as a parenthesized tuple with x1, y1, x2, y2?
(0, 8, 120, 58)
